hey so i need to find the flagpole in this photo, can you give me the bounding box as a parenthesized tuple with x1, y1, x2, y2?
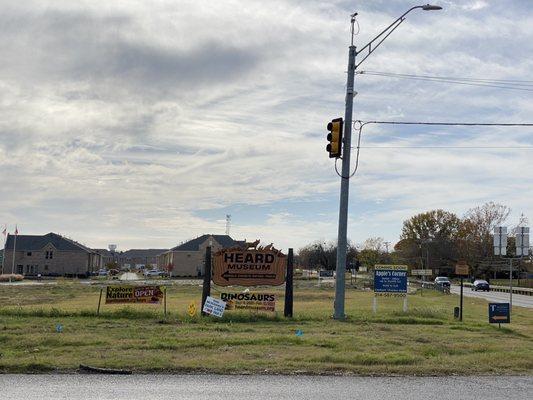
(1, 225, 6, 275)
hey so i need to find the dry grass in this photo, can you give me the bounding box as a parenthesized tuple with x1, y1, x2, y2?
(0, 280, 531, 375)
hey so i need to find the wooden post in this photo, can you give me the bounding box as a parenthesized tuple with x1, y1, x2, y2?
(97, 288, 103, 316)
(284, 248, 294, 318)
(201, 246, 212, 316)
(164, 287, 167, 318)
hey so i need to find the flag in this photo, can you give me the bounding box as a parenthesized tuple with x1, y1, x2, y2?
(14, 225, 18, 235)
(2, 225, 6, 236)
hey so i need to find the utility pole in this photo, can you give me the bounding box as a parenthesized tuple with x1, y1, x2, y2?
(333, 16, 356, 320)
(331, 6, 442, 320)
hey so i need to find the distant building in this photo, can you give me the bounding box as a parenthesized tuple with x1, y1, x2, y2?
(158, 234, 244, 277)
(93, 248, 168, 270)
(3, 232, 102, 277)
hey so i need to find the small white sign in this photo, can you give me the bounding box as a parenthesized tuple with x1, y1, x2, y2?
(203, 296, 226, 318)
(411, 269, 433, 276)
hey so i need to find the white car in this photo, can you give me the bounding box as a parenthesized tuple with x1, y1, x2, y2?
(143, 269, 163, 277)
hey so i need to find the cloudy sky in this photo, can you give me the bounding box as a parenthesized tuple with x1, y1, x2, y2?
(0, 0, 532, 252)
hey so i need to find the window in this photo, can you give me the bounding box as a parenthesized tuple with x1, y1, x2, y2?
(46, 251, 54, 259)
(44, 265, 49, 271)
(49, 251, 53, 259)
(26, 265, 30, 274)
(27, 252, 32, 256)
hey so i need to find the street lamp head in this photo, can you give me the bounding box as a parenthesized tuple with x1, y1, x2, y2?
(421, 4, 443, 11)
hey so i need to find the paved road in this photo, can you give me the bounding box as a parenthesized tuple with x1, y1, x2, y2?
(451, 285, 533, 308)
(1, 374, 531, 400)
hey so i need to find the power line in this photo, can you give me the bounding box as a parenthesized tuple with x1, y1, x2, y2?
(359, 121, 533, 127)
(345, 120, 533, 175)
(356, 71, 533, 92)
(358, 71, 533, 85)
(354, 146, 533, 149)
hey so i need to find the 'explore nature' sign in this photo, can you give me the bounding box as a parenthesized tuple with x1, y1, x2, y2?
(105, 285, 164, 304)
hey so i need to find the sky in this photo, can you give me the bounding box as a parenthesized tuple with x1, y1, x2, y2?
(0, 0, 532, 252)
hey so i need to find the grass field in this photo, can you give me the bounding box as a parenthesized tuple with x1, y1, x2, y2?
(0, 280, 531, 375)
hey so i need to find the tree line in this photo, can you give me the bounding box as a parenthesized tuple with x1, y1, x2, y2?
(297, 202, 529, 276)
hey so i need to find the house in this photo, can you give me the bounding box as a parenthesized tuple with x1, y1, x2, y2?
(93, 248, 168, 270)
(3, 232, 103, 277)
(157, 234, 244, 277)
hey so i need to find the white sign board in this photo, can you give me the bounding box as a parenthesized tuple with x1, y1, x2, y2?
(202, 296, 226, 318)
(493, 227, 507, 256)
(516, 227, 530, 256)
(411, 269, 433, 276)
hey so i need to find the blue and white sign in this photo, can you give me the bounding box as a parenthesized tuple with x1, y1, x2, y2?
(202, 296, 226, 318)
(374, 265, 408, 294)
(489, 303, 510, 324)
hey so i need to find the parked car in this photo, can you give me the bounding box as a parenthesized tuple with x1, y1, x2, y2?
(97, 269, 108, 277)
(143, 269, 163, 277)
(434, 276, 451, 289)
(472, 279, 490, 291)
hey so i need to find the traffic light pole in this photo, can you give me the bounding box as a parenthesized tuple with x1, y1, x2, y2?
(333, 43, 356, 320)
(331, 7, 442, 320)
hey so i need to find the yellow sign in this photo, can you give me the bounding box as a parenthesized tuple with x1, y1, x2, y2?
(187, 301, 197, 317)
(455, 264, 469, 276)
(375, 264, 408, 271)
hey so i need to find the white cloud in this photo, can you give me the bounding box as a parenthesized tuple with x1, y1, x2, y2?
(0, 1, 531, 251)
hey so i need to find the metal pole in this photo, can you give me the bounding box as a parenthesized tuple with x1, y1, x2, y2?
(333, 27, 356, 320)
(459, 277, 464, 322)
(284, 248, 294, 318)
(509, 258, 512, 313)
(10, 233, 17, 282)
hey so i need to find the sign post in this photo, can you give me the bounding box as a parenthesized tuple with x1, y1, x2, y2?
(284, 249, 294, 318)
(201, 246, 212, 316)
(455, 261, 469, 322)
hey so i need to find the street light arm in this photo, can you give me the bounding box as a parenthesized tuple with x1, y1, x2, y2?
(355, 17, 406, 68)
(355, 5, 439, 69)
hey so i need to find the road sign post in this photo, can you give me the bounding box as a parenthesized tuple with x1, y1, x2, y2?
(284, 249, 294, 318)
(455, 261, 469, 322)
(201, 246, 212, 316)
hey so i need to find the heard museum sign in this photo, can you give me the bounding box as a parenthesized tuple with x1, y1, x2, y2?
(213, 248, 286, 286)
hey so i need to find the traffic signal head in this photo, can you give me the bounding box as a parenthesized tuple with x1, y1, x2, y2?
(326, 118, 343, 158)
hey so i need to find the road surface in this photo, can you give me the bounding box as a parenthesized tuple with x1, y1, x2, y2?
(1, 374, 531, 400)
(451, 285, 533, 308)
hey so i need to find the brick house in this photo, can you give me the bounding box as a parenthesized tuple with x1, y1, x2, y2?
(157, 234, 244, 277)
(3, 232, 102, 277)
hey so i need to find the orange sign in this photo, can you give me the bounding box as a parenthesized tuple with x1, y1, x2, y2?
(213, 249, 286, 286)
(455, 261, 469, 276)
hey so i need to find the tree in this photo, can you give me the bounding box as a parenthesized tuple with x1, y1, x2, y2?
(398, 210, 462, 269)
(297, 240, 358, 270)
(460, 202, 511, 261)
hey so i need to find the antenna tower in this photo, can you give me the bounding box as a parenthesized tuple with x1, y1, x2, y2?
(225, 215, 231, 236)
